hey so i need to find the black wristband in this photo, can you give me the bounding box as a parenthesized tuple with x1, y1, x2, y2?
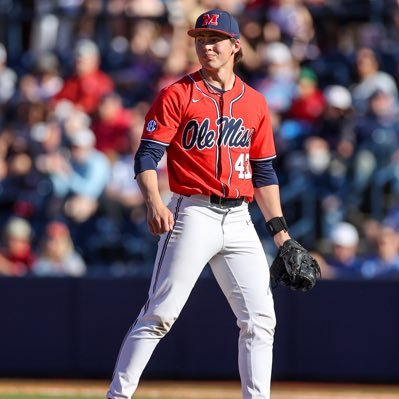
(265, 216, 288, 237)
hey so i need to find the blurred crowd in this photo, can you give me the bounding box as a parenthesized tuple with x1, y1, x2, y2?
(0, 0, 398, 279)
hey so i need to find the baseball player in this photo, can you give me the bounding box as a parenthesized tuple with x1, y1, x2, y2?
(107, 9, 291, 399)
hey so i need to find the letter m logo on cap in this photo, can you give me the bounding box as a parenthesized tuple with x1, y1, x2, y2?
(202, 13, 219, 26)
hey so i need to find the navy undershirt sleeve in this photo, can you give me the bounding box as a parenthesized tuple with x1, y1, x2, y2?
(250, 159, 279, 188)
(134, 140, 167, 177)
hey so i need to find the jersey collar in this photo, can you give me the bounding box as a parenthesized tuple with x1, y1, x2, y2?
(193, 69, 244, 100)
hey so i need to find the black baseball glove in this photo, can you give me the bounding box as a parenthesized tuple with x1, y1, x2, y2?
(270, 239, 321, 292)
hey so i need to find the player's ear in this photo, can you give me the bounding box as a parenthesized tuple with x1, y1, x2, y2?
(231, 38, 241, 55)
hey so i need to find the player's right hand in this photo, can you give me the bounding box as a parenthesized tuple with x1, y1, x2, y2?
(147, 203, 175, 235)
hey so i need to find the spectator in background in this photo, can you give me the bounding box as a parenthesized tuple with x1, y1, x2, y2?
(251, 41, 298, 162)
(310, 85, 356, 204)
(354, 88, 399, 162)
(286, 67, 325, 125)
(157, 18, 199, 91)
(112, 18, 165, 104)
(98, 99, 150, 229)
(0, 130, 51, 222)
(0, 43, 17, 111)
(10, 53, 63, 106)
(252, 41, 298, 115)
(305, 18, 352, 88)
(52, 39, 114, 115)
(91, 92, 133, 159)
(57, 103, 92, 140)
(49, 127, 111, 223)
(351, 47, 398, 115)
(361, 224, 399, 279)
(30, 119, 67, 218)
(266, 0, 316, 61)
(312, 85, 354, 151)
(279, 67, 325, 153)
(351, 88, 399, 201)
(125, 0, 165, 17)
(283, 134, 351, 236)
(33, 53, 63, 102)
(5, 51, 53, 147)
(325, 222, 362, 279)
(306, 136, 345, 231)
(0, 217, 36, 276)
(31, 120, 64, 165)
(32, 220, 86, 277)
(101, 153, 145, 228)
(98, 101, 146, 228)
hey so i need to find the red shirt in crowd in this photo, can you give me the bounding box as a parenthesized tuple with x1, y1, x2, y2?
(288, 89, 325, 123)
(91, 108, 133, 155)
(0, 245, 36, 276)
(52, 70, 114, 114)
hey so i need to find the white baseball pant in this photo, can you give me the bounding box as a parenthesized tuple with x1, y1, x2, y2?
(107, 194, 276, 399)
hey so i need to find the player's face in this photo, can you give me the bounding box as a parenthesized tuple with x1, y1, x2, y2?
(195, 32, 240, 72)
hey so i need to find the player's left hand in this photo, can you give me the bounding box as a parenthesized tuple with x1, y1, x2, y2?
(273, 230, 291, 248)
(270, 238, 321, 292)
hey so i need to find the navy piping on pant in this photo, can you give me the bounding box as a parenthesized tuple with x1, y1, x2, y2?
(151, 195, 183, 294)
(110, 195, 183, 380)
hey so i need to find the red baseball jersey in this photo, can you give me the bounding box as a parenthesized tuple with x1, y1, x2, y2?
(141, 70, 276, 201)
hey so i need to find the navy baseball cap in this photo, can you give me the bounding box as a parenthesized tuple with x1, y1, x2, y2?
(188, 9, 240, 39)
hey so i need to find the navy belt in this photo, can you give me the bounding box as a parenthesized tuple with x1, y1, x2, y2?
(210, 194, 245, 208)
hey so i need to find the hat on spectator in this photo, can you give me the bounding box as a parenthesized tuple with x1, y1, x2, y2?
(74, 39, 99, 58)
(299, 67, 317, 83)
(262, 42, 292, 64)
(30, 122, 48, 142)
(188, 9, 240, 39)
(4, 217, 32, 240)
(69, 128, 96, 147)
(324, 85, 352, 110)
(330, 222, 359, 247)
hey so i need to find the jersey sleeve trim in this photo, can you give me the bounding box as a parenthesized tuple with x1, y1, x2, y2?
(141, 138, 170, 147)
(250, 154, 277, 162)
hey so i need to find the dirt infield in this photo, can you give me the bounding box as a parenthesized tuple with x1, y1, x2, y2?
(0, 379, 399, 399)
